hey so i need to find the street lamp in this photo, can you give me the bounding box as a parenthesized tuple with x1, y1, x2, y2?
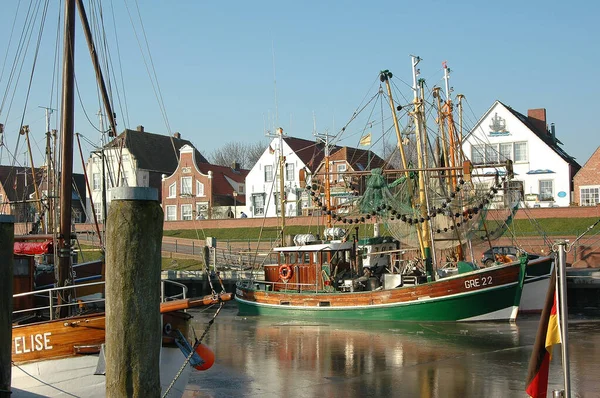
(233, 191, 238, 218)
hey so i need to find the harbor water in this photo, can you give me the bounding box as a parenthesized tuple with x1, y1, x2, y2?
(183, 302, 600, 398)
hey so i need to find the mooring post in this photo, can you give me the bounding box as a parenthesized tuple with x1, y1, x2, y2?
(105, 188, 163, 397)
(0, 215, 14, 398)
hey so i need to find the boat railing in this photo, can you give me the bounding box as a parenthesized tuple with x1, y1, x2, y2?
(160, 279, 188, 302)
(13, 279, 190, 322)
(12, 281, 106, 321)
(241, 279, 332, 293)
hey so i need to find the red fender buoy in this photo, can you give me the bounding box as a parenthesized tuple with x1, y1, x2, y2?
(193, 344, 215, 371)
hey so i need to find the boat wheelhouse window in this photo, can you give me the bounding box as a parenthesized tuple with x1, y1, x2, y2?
(168, 183, 176, 198)
(285, 163, 294, 181)
(539, 180, 554, 201)
(181, 177, 192, 195)
(264, 165, 274, 182)
(320, 252, 328, 264)
(302, 252, 310, 264)
(165, 205, 176, 221)
(181, 204, 193, 220)
(14, 258, 30, 276)
(514, 142, 528, 162)
(580, 186, 600, 206)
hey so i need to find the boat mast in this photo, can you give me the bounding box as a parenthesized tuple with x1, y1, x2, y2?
(56, 0, 76, 316)
(20, 125, 44, 232)
(277, 127, 286, 237)
(410, 55, 433, 280)
(315, 130, 333, 228)
(380, 68, 426, 258)
(442, 63, 458, 189)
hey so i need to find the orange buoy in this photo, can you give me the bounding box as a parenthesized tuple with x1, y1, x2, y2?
(193, 344, 215, 371)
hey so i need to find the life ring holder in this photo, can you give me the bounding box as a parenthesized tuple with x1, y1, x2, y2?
(279, 264, 293, 282)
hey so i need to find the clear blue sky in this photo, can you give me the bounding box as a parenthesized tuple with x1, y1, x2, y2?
(1, 0, 598, 171)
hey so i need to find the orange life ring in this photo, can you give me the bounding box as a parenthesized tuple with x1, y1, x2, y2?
(279, 264, 293, 281)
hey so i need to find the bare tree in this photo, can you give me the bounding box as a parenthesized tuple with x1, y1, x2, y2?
(209, 141, 267, 169)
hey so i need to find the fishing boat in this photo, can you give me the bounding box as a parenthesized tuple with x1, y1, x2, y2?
(235, 57, 553, 322)
(6, 1, 230, 396)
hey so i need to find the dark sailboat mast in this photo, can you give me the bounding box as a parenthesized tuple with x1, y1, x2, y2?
(56, 0, 76, 316)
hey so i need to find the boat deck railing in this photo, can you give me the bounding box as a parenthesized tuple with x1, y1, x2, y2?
(13, 279, 190, 322)
(239, 279, 336, 294)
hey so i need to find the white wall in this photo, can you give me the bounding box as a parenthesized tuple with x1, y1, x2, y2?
(245, 137, 308, 218)
(462, 102, 572, 207)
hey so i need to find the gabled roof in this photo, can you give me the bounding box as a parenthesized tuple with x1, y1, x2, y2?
(106, 129, 208, 173)
(574, 145, 600, 179)
(501, 102, 579, 168)
(196, 162, 249, 204)
(329, 146, 387, 171)
(468, 101, 580, 170)
(282, 136, 336, 173)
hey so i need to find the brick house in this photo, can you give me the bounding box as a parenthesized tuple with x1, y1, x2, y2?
(573, 146, 600, 206)
(161, 144, 248, 220)
(86, 126, 206, 222)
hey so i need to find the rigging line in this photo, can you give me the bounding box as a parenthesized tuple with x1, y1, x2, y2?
(0, 0, 38, 120)
(0, 0, 23, 90)
(109, 0, 130, 127)
(14, 0, 51, 170)
(133, 0, 172, 134)
(568, 217, 600, 250)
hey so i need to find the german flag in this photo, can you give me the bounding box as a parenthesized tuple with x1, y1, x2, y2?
(525, 268, 562, 397)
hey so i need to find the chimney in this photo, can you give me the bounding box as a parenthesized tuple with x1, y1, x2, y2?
(232, 162, 240, 171)
(136, 125, 144, 132)
(173, 132, 181, 139)
(527, 109, 547, 133)
(550, 123, 556, 142)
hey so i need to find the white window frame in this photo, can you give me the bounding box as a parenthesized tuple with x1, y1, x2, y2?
(181, 176, 192, 196)
(514, 142, 528, 163)
(181, 204, 193, 220)
(93, 173, 101, 191)
(168, 183, 176, 198)
(285, 163, 295, 181)
(252, 193, 265, 216)
(539, 180, 554, 201)
(196, 180, 205, 197)
(165, 205, 176, 221)
(499, 143, 512, 161)
(471, 145, 484, 164)
(196, 202, 209, 218)
(264, 165, 274, 182)
(580, 186, 600, 206)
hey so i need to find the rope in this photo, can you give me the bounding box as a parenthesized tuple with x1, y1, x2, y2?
(566, 217, 600, 252)
(161, 301, 225, 398)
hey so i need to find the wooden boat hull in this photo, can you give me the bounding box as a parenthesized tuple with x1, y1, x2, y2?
(235, 258, 538, 322)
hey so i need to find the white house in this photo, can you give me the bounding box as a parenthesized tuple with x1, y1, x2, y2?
(245, 131, 326, 218)
(462, 101, 580, 207)
(86, 126, 206, 221)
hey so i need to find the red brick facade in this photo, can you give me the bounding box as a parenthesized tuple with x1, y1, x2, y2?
(161, 145, 213, 220)
(573, 146, 600, 206)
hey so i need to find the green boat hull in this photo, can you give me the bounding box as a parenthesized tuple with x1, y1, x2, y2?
(235, 282, 520, 322)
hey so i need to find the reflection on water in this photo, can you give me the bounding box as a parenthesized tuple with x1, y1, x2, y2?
(185, 303, 600, 398)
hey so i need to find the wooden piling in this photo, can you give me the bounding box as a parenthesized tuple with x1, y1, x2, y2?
(105, 188, 163, 397)
(0, 215, 14, 398)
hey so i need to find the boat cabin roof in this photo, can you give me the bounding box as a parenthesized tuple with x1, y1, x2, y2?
(273, 241, 353, 253)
